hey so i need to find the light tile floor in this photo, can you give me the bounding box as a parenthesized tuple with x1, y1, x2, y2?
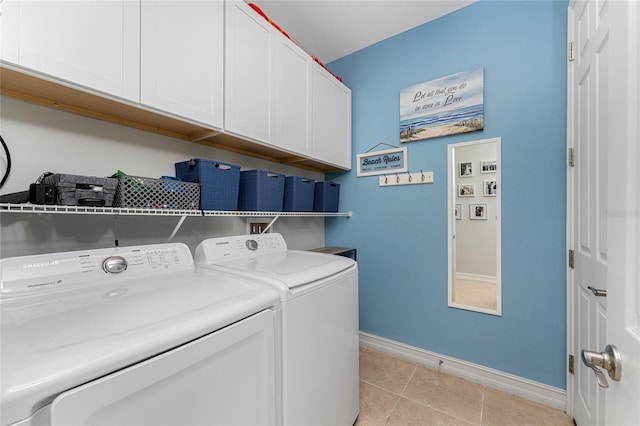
(356, 347, 574, 426)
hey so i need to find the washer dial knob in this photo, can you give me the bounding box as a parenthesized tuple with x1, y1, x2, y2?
(246, 239, 259, 251)
(102, 256, 128, 274)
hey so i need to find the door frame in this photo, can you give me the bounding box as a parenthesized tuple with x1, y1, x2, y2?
(565, 1, 576, 417)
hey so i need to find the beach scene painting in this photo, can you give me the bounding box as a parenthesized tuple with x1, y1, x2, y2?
(400, 67, 484, 142)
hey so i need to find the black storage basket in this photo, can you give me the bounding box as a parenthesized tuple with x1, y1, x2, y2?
(42, 174, 118, 206)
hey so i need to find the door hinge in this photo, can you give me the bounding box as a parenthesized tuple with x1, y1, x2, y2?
(569, 354, 575, 374)
(569, 41, 575, 62)
(569, 249, 575, 269)
(568, 147, 575, 167)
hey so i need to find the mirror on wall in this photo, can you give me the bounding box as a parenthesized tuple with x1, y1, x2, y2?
(447, 137, 501, 315)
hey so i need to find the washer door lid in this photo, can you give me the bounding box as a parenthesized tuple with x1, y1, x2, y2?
(219, 250, 355, 288)
(50, 310, 276, 426)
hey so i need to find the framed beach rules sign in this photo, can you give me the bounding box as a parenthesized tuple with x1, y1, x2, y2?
(399, 67, 484, 142)
(357, 146, 408, 177)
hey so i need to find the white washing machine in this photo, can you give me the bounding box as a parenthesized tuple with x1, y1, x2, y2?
(195, 233, 359, 426)
(0, 243, 281, 426)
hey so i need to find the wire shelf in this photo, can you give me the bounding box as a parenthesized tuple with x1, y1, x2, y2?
(0, 203, 352, 218)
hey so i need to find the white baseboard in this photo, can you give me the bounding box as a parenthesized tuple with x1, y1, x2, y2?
(456, 272, 497, 284)
(359, 332, 566, 411)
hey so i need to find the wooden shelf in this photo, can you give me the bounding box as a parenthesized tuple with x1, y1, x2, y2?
(0, 65, 345, 173)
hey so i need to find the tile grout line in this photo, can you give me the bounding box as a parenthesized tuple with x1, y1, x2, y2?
(400, 364, 418, 395)
(384, 364, 418, 425)
(359, 379, 403, 398)
(398, 393, 479, 426)
(480, 386, 486, 426)
(384, 396, 401, 425)
(399, 365, 483, 426)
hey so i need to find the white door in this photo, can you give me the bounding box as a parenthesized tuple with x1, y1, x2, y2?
(568, 1, 609, 423)
(140, 0, 224, 128)
(604, 1, 640, 425)
(274, 36, 312, 156)
(1, 1, 139, 101)
(225, 0, 275, 144)
(568, 1, 640, 425)
(311, 62, 352, 169)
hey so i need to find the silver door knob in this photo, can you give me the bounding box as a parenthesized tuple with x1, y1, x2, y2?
(581, 344, 622, 388)
(587, 286, 607, 297)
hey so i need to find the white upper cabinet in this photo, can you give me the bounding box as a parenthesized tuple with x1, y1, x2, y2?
(0, 0, 352, 171)
(140, 1, 223, 129)
(1, 0, 140, 102)
(311, 62, 352, 169)
(224, 0, 275, 144)
(274, 36, 312, 157)
(225, 0, 351, 169)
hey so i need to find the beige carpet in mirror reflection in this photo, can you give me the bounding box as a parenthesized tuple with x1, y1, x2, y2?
(453, 279, 496, 310)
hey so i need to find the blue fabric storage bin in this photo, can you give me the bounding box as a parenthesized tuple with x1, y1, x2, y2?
(313, 181, 340, 212)
(239, 170, 286, 211)
(283, 176, 315, 211)
(175, 158, 240, 210)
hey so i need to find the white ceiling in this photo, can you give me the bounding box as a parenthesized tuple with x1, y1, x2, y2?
(251, 0, 477, 63)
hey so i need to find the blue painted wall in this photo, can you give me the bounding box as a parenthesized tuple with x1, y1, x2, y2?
(326, 0, 568, 388)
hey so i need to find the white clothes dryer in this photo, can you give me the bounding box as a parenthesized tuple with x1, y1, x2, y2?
(195, 233, 359, 426)
(0, 243, 280, 426)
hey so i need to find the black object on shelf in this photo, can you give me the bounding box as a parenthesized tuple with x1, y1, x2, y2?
(308, 246, 356, 261)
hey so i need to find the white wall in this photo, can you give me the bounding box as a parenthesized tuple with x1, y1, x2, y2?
(0, 97, 327, 258)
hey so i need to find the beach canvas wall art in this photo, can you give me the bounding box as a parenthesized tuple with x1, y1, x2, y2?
(400, 67, 484, 142)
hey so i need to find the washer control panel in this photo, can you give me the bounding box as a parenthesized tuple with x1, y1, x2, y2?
(0, 243, 193, 298)
(198, 233, 287, 262)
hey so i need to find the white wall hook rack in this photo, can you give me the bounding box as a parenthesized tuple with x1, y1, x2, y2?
(378, 171, 434, 187)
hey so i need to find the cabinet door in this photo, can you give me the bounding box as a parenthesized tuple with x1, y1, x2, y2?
(274, 37, 312, 156)
(0, 1, 20, 63)
(225, 0, 275, 144)
(311, 64, 352, 169)
(141, 1, 223, 129)
(1, 1, 139, 101)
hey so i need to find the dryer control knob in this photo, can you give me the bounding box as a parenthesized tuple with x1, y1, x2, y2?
(246, 240, 258, 251)
(102, 256, 128, 274)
